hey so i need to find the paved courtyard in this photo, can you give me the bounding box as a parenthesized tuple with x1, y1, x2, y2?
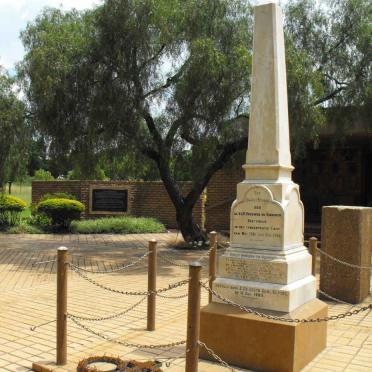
(0, 233, 371, 371)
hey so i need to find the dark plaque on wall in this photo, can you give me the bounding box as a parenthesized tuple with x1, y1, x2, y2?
(92, 188, 128, 212)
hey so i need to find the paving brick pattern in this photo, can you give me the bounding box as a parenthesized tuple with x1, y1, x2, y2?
(0, 233, 370, 372)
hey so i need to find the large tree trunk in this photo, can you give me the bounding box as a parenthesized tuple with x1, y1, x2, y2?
(176, 204, 208, 247)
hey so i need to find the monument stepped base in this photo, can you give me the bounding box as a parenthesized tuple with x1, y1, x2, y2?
(200, 299, 327, 372)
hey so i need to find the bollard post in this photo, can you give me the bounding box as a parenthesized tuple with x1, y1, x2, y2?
(56, 247, 68, 365)
(147, 240, 157, 331)
(185, 263, 202, 372)
(208, 231, 217, 303)
(309, 237, 318, 277)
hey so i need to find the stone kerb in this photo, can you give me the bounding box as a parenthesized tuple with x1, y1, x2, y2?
(320, 205, 372, 303)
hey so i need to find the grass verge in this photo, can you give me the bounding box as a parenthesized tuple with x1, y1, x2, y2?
(70, 216, 166, 234)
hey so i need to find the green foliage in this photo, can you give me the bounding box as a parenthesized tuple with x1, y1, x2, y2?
(18, 0, 372, 241)
(28, 213, 53, 230)
(67, 165, 109, 180)
(0, 67, 28, 188)
(39, 192, 77, 202)
(36, 198, 85, 228)
(33, 169, 55, 181)
(6, 220, 44, 234)
(0, 194, 27, 226)
(70, 216, 166, 234)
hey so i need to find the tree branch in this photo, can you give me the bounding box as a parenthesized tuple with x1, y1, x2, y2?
(139, 44, 166, 71)
(313, 86, 346, 106)
(184, 136, 248, 207)
(143, 62, 188, 99)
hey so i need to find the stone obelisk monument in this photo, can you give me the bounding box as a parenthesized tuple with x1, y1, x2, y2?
(200, 3, 327, 371)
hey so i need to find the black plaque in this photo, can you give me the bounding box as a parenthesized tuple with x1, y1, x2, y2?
(92, 189, 128, 212)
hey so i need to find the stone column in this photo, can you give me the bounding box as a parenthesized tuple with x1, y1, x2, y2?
(320, 206, 372, 303)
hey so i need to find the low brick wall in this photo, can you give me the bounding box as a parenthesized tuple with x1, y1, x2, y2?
(205, 168, 244, 231)
(32, 181, 203, 229)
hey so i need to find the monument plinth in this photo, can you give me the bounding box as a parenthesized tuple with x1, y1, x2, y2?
(200, 3, 327, 371)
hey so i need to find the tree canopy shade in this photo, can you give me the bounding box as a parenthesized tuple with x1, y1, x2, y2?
(18, 0, 372, 243)
(0, 67, 28, 189)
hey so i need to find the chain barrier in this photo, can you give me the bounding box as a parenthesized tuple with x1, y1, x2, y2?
(30, 318, 56, 331)
(318, 289, 356, 306)
(316, 247, 372, 270)
(159, 243, 226, 268)
(67, 296, 147, 322)
(70, 263, 189, 296)
(69, 252, 150, 274)
(157, 292, 189, 299)
(156, 278, 209, 299)
(198, 341, 235, 371)
(69, 315, 186, 349)
(200, 281, 372, 323)
(32, 259, 56, 266)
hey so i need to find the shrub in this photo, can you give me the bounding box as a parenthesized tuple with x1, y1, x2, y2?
(33, 169, 55, 181)
(37, 198, 85, 228)
(39, 192, 77, 202)
(0, 194, 27, 226)
(28, 213, 53, 229)
(70, 216, 166, 234)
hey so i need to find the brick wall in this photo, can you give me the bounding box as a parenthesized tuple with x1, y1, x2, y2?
(32, 180, 203, 229)
(205, 167, 244, 231)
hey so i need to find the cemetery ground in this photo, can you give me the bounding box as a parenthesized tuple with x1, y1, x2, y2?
(0, 233, 370, 372)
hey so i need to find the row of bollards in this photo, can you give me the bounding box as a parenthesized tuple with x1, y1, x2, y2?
(55, 232, 219, 371)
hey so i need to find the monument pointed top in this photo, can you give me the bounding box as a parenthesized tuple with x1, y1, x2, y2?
(244, 1, 293, 182)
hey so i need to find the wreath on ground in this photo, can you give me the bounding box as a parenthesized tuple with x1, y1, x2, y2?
(77, 356, 163, 372)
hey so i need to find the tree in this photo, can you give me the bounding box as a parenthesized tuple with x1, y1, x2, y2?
(285, 0, 372, 148)
(0, 67, 28, 190)
(19, 0, 371, 243)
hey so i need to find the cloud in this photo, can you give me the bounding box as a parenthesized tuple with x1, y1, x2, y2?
(0, 0, 101, 70)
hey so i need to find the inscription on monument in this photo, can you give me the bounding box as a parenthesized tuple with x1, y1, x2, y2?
(231, 186, 283, 247)
(92, 188, 128, 213)
(220, 256, 285, 282)
(214, 282, 289, 300)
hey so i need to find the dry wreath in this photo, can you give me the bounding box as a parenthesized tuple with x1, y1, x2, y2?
(77, 355, 162, 371)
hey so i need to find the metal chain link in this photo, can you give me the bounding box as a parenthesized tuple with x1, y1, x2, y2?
(158, 253, 190, 268)
(316, 247, 372, 270)
(157, 292, 189, 299)
(70, 263, 189, 296)
(67, 296, 147, 322)
(69, 316, 186, 349)
(156, 278, 209, 299)
(159, 243, 226, 268)
(32, 259, 57, 266)
(318, 289, 356, 306)
(198, 341, 235, 371)
(69, 252, 150, 273)
(200, 281, 372, 323)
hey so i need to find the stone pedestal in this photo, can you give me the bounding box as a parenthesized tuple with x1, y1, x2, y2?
(200, 300, 328, 372)
(216, 182, 316, 312)
(320, 206, 372, 303)
(200, 3, 326, 370)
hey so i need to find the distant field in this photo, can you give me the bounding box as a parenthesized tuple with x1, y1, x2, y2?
(6, 183, 32, 217)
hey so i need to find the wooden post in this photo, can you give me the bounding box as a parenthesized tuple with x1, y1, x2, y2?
(185, 263, 202, 372)
(147, 239, 157, 331)
(208, 231, 217, 303)
(309, 237, 318, 277)
(56, 247, 68, 365)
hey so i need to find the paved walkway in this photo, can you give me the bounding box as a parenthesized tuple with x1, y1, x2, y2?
(0, 233, 371, 371)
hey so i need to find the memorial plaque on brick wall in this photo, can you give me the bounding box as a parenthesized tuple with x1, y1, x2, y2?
(92, 188, 128, 213)
(231, 186, 284, 247)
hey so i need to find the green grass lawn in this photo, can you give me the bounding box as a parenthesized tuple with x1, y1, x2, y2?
(6, 183, 32, 218)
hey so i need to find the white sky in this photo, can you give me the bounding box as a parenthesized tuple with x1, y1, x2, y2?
(0, 0, 102, 72)
(0, 0, 287, 73)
